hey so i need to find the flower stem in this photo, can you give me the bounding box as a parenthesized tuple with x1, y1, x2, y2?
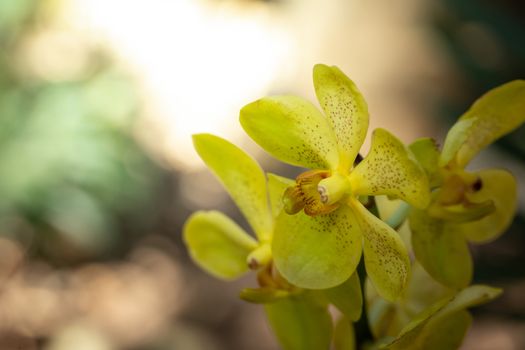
(385, 201, 411, 230)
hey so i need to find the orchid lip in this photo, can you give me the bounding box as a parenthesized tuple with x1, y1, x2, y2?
(283, 170, 348, 216)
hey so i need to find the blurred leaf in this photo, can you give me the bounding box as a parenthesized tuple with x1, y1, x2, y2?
(334, 317, 356, 350)
(45, 187, 115, 256)
(384, 285, 501, 349)
(0, 2, 163, 263)
(365, 263, 453, 340)
(264, 293, 333, 350)
(0, 0, 35, 35)
(324, 271, 362, 322)
(420, 310, 472, 350)
(366, 283, 403, 339)
(410, 209, 473, 289)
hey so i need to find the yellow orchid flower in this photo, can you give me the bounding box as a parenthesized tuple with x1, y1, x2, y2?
(240, 64, 430, 300)
(184, 134, 275, 280)
(183, 134, 363, 350)
(409, 80, 525, 288)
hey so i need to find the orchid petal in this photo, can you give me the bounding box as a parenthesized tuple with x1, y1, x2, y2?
(272, 205, 362, 289)
(410, 209, 473, 289)
(350, 128, 430, 209)
(458, 169, 517, 243)
(351, 199, 410, 301)
(193, 134, 272, 240)
(441, 80, 525, 168)
(240, 96, 339, 170)
(313, 64, 369, 173)
(409, 137, 442, 188)
(183, 211, 258, 280)
(267, 173, 295, 220)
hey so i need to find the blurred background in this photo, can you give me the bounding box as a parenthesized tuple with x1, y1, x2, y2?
(0, 0, 523, 349)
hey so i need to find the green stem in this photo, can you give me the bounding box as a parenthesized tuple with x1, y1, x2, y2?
(354, 196, 377, 348)
(385, 201, 411, 230)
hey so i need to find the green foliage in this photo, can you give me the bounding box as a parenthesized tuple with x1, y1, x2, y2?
(410, 209, 473, 288)
(324, 272, 362, 322)
(333, 317, 356, 350)
(0, 1, 163, 261)
(264, 293, 333, 350)
(183, 64, 523, 349)
(383, 285, 501, 349)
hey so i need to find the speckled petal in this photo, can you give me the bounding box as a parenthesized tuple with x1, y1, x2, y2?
(313, 64, 369, 173)
(441, 80, 525, 168)
(409, 137, 442, 188)
(183, 211, 258, 280)
(272, 205, 362, 289)
(350, 199, 410, 301)
(193, 134, 272, 240)
(350, 128, 430, 209)
(240, 95, 339, 170)
(410, 209, 473, 289)
(457, 169, 517, 243)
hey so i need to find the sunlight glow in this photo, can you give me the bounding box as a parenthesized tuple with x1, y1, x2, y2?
(66, 0, 293, 168)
